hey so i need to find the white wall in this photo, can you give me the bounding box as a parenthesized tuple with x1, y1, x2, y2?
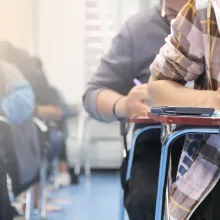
(120, 0, 139, 24)
(119, 0, 158, 24)
(0, 0, 35, 52)
(35, 0, 140, 105)
(139, 0, 158, 10)
(0, 0, 86, 105)
(36, 0, 86, 105)
(0, 0, 143, 105)
(0, 0, 143, 106)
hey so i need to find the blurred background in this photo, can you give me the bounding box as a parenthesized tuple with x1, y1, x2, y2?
(0, 0, 157, 220)
(0, 0, 155, 104)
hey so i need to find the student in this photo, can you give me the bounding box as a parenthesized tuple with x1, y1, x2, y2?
(148, 0, 220, 219)
(20, 56, 72, 187)
(0, 43, 72, 186)
(0, 59, 36, 220)
(83, 0, 188, 219)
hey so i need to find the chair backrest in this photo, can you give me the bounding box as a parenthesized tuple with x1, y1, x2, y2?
(48, 125, 65, 162)
(0, 117, 41, 195)
(34, 118, 65, 163)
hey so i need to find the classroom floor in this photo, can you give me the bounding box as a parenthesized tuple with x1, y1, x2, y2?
(46, 171, 126, 220)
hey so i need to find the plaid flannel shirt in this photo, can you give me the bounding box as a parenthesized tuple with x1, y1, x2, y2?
(150, 0, 220, 219)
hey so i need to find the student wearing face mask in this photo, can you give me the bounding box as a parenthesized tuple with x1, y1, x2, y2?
(83, 0, 189, 219)
(0, 43, 35, 124)
(0, 59, 35, 220)
(0, 43, 72, 187)
(148, 0, 220, 219)
(0, 60, 35, 125)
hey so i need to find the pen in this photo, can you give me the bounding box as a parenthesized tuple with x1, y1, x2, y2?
(133, 78, 146, 104)
(133, 78, 142, 86)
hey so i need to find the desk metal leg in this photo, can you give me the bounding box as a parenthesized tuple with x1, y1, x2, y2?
(83, 136, 91, 178)
(119, 125, 161, 220)
(74, 111, 86, 176)
(40, 160, 47, 220)
(7, 175, 15, 203)
(155, 127, 219, 220)
(126, 126, 161, 181)
(53, 158, 59, 189)
(119, 188, 125, 220)
(25, 186, 34, 220)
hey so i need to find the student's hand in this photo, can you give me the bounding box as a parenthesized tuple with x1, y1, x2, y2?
(119, 84, 150, 118)
(215, 88, 220, 110)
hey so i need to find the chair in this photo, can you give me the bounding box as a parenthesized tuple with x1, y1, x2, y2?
(0, 116, 45, 220)
(38, 119, 66, 190)
(119, 117, 160, 220)
(23, 117, 49, 220)
(33, 117, 49, 220)
(73, 110, 123, 178)
(28, 117, 64, 219)
(0, 116, 42, 220)
(148, 112, 220, 220)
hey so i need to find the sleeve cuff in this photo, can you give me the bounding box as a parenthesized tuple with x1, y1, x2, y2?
(150, 68, 187, 85)
(83, 88, 106, 122)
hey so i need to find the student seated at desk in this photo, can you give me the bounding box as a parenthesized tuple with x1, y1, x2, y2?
(19, 55, 72, 187)
(0, 60, 35, 220)
(0, 44, 71, 187)
(148, 0, 220, 219)
(83, 0, 188, 219)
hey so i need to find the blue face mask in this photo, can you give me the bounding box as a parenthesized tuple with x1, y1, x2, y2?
(1, 80, 35, 124)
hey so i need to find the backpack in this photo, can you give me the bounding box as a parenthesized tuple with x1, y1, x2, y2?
(0, 61, 41, 195)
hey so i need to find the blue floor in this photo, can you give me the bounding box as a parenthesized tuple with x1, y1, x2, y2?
(47, 171, 125, 220)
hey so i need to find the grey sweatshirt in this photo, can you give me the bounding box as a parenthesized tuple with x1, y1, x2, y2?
(83, 6, 170, 121)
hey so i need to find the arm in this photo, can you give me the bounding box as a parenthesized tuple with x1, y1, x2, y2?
(0, 61, 35, 124)
(96, 85, 149, 120)
(37, 105, 63, 121)
(83, 23, 135, 122)
(83, 14, 164, 122)
(147, 76, 217, 108)
(148, 0, 219, 109)
(96, 90, 127, 120)
(35, 83, 64, 120)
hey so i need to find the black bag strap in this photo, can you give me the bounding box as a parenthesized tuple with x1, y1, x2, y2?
(120, 121, 130, 156)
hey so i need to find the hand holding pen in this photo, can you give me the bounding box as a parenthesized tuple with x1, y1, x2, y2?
(133, 78, 142, 86)
(122, 78, 149, 118)
(133, 78, 147, 105)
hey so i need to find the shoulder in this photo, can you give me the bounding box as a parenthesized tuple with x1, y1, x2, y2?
(125, 6, 169, 35)
(0, 60, 26, 83)
(0, 60, 20, 76)
(123, 6, 170, 50)
(177, 0, 208, 17)
(0, 60, 14, 70)
(172, 0, 207, 32)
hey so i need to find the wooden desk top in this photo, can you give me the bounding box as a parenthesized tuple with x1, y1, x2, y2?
(148, 112, 220, 126)
(127, 116, 158, 124)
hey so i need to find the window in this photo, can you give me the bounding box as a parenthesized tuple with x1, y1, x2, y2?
(84, 0, 117, 80)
